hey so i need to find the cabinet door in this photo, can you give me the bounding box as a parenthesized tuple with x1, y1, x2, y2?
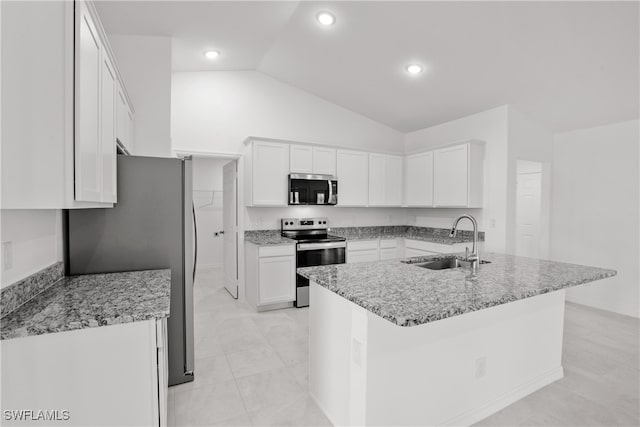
(368, 153, 386, 206)
(347, 249, 379, 264)
(337, 150, 368, 206)
(434, 144, 468, 207)
(75, 2, 103, 202)
(379, 248, 399, 260)
(313, 147, 337, 175)
(405, 152, 433, 206)
(100, 55, 117, 203)
(290, 144, 313, 173)
(385, 155, 403, 206)
(252, 142, 289, 205)
(258, 255, 295, 305)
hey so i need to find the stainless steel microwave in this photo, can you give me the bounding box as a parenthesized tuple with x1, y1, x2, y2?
(288, 174, 338, 205)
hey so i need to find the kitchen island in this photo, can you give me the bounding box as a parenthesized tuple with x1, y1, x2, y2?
(298, 253, 616, 426)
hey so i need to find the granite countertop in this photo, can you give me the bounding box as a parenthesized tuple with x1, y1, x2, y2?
(297, 253, 616, 327)
(245, 226, 483, 246)
(1, 269, 171, 340)
(330, 226, 484, 245)
(244, 230, 296, 246)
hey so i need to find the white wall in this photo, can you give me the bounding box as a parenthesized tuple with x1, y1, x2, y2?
(404, 106, 509, 251)
(171, 71, 404, 156)
(506, 108, 554, 256)
(192, 157, 231, 268)
(109, 35, 172, 157)
(0, 210, 63, 288)
(551, 119, 639, 318)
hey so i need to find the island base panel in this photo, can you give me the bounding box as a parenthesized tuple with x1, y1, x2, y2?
(309, 283, 565, 426)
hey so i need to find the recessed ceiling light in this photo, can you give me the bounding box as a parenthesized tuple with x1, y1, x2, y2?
(203, 50, 220, 60)
(406, 64, 423, 75)
(316, 11, 336, 26)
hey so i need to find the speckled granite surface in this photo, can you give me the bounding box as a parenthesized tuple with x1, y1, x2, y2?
(1, 269, 171, 340)
(298, 253, 616, 327)
(331, 225, 485, 244)
(245, 226, 483, 246)
(0, 262, 64, 318)
(244, 230, 296, 245)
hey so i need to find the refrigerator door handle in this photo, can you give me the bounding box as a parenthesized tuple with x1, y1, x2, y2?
(192, 202, 197, 283)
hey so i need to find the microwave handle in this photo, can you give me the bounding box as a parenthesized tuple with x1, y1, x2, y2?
(328, 180, 333, 204)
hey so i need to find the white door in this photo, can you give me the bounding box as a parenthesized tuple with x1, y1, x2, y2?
(312, 147, 337, 175)
(337, 150, 369, 206)
(385, 155, 403, 206)
(433, 144, 468, 207)
(223, 161, 238, 298)
(100, 55, 117, 203)
(290, 144, 313, 173)
(516, 167, 542, 258)
(75, 2, 103, 202)
(405, 152, 434, 206)
(368, 153, 386, 206)
(252, 141, 289, 205)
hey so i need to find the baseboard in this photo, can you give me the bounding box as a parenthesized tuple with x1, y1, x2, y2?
(440, 366, 564, 427)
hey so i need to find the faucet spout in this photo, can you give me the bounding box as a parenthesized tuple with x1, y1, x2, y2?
(450, 214, 479, 269)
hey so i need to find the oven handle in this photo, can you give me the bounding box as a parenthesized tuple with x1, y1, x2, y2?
(297, 241, 346, 251)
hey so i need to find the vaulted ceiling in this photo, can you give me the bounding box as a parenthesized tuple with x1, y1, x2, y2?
(96, 1, 639, 133)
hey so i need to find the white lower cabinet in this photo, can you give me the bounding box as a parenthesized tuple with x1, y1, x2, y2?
(0, 319, 168, 426)
(347, 240, 380, 263)
(379, 239, 400, 260)
(245, 243, 296, 308)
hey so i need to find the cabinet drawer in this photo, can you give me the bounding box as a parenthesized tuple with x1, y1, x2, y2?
(347, 249, 379, 264)
(259, 244, 295, 258)
(379, 238, 397, 249)
(347, 239, 379, 251)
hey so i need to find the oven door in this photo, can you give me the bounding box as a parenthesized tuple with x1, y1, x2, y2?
(295, 241, 346, 307)
(289, 174, 338, 205)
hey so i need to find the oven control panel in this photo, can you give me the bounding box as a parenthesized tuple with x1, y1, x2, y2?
(281, 217, 329, 230)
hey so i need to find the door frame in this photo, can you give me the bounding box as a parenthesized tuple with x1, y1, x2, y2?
(177, 150, 246, 301)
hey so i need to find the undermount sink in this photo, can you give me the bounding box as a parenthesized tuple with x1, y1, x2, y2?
(412, 258, 491, 270)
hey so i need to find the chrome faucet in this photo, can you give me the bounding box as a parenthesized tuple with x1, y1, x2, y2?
(450, 214, 479, 271)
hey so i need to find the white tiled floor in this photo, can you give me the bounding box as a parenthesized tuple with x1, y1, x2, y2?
(170, 266, 639, 426)
(169, 266, 330, 426)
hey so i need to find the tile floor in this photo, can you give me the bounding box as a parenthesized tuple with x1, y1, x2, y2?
(169, 266, 639, 426)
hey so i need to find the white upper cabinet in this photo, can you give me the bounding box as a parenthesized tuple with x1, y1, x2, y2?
(337, 150, 369, 206)
(405, 152, 434, 207)
(116, 82, 135, 154)
(100, 53, 117, 203)
(290, 144, 313, 173)
(290, 144, 336, 175)
(248, 140, 290, 206)
(368, 154, 403, 206)
(1, 0, 134, 209)
(312, 147, 337, 175)
(75, 1, 103, 203)
(433, 142, 484, 207)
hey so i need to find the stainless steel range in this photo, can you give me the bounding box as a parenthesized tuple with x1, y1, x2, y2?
(281, 217, 346, 307)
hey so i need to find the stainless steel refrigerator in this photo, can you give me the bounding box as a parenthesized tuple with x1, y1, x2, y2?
(66, 155, 195, 386)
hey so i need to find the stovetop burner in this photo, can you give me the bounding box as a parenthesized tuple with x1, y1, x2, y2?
(280, 217, 346, 243)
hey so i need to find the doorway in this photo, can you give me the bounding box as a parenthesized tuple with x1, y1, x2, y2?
(191, 156, 239, 299)
(515, 160, 550, 258)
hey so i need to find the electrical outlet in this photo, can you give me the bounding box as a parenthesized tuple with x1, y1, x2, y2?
(475, 357, 487, 378)
(2, 241, 13, 271)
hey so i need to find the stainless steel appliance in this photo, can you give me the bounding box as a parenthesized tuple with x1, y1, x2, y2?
(288, 174, 338, 205)
(66, 155, 195, 386)
(281, 217, 346, 307)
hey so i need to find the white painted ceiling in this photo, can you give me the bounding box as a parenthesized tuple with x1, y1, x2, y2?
(96, 1, 639, 133)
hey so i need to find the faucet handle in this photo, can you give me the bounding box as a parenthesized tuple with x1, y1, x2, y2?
(465, 247, 469, 261)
